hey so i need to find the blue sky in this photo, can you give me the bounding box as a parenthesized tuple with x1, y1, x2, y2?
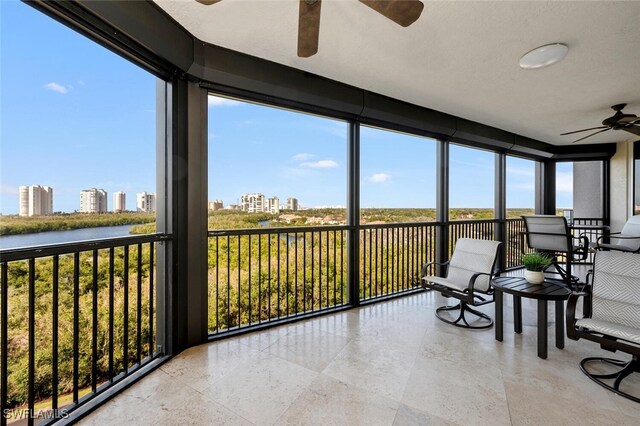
(1, 1, 571, 215)
(1, 1, 156, 214)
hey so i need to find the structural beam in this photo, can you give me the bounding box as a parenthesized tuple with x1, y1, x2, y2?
(347, 122, 361, 305)
(535, 161, 556, 215)
(495, 153, 507, 271)
(435, 140, 449, 276)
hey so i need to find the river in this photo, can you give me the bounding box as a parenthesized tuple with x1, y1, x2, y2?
(0, 224, 137, 250)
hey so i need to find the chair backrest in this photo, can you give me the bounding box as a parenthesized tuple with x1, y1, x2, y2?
(591, 251, 640, 330)
(522, 215, 571, 253)
(447, 238, 501, 292)
(619, 215, 640, 251)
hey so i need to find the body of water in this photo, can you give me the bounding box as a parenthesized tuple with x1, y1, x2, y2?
(0, 224, 136, 250)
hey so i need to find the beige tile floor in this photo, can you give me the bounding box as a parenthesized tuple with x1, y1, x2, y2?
(81, 290, 640, 425)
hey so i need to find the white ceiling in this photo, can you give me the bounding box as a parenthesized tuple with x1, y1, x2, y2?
(155, 0, 640, 146)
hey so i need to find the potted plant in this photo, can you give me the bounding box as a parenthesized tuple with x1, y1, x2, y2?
(521, 252, 553, 284)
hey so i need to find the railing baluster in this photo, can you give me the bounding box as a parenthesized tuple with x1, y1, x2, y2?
(137, 244, 142, 365)
(227, 236, 231, 329)
(149, 242, 154, 357)
(303, 232, 307, 312)
(268, 234, 271, 319)
(258, 234, 261, 323)
(326, 231, 329, 308)
(1, 262, 7, 426)
(216, 236, 219, 330)
(123, 246, 129, 374)
(286, 233, 289, 317)
(238, 235, 241, 327)
(340, 230, 344, 305)
(73, 252, 80, 402)
(28, 259, 35, 426)
(333, 230, 337, 307)
(109, 248, 115, 380)
(374, 228, 378, 297)
(52, 255, 59, 410)
(386, 228, 389, 295)
(92, 249, 99, 391)
(391, 227, 395, 294)
(311, 232, 314, 311)
(276, 233, 280, 318)
(318, 230, 322, 309)
(248, 235, 252, 324)
(295, 232, 299, 314)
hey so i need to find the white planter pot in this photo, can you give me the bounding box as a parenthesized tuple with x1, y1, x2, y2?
(524, 270, 545, 284)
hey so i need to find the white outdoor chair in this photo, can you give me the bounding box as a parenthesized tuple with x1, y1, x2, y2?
(421, 238, 501, 329)
(593, 215, 640, 253)
(522, 215, 589, 289)
(567, 251, 640, 403)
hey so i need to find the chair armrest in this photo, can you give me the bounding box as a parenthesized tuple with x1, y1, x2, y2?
(421, 260, 449, 277)
(467, 271, 493, 293)
(595, 232, 619, 244)
(573, 235, 590, 260)
(566, 285, 592, 341)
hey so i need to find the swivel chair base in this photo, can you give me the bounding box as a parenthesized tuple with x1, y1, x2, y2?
(435, 302, 493, 329)
(580, 355, 640, 403)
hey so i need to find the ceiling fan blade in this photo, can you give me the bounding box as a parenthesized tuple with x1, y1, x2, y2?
(619, 116, 640, 124)
(560, 126, 608, 136)
(195, 0, 222, 5)
(298, 0, 322, 57)
(571, 128, 611, 143)
(359, 0, 424, 27)
(622, 125, 640, 137)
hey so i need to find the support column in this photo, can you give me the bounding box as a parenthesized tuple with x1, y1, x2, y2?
(436, 140, 449, 276)
(535, 161, 556, 215)
(347, 122, 360, 306)
(157, 78, 209, 355)
(495, 153, 506, 272)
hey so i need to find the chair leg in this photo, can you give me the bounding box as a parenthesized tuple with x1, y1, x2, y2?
(580, 355, 640, 403)
(435, 302, 493, 329)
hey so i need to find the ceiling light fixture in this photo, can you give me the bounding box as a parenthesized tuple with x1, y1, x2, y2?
(519, 43, 568, 69)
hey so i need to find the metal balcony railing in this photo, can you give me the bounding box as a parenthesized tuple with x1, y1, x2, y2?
(0, 233, 169, 426)
(207, 226, 349, 335)
(4, 215, 604, 423)
(360, 222, 436, 301)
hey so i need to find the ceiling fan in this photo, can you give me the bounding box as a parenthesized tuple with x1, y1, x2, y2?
(561, 104, 640, 143)
(195, 0, 424, 57)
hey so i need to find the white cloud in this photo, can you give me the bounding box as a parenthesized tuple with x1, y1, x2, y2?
(292, 153, 315, 162)
(42, 82, 68, 94)
(301, 160, 338, 168)
(367, 173, 392, 183)
(208, 96, 242, 107)
(556, 172, 573, 193)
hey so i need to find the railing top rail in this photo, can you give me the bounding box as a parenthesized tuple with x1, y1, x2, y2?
(360, 221, 440, 229)
(448, 218, 499, 225)
(0, 233, 171, 262)
(208, 225, 351, 236)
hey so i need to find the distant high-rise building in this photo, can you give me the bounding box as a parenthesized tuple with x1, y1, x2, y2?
(136, 192, 156, 213)
(80, 188, 107, 213)
(208, 200, 224, 211)
(18, 185, 53, 216)
(240, 193, 266, 213)
(286, 197, 299, 212)
(267, 196, 280, 214)
(113, 192, 126, 213)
